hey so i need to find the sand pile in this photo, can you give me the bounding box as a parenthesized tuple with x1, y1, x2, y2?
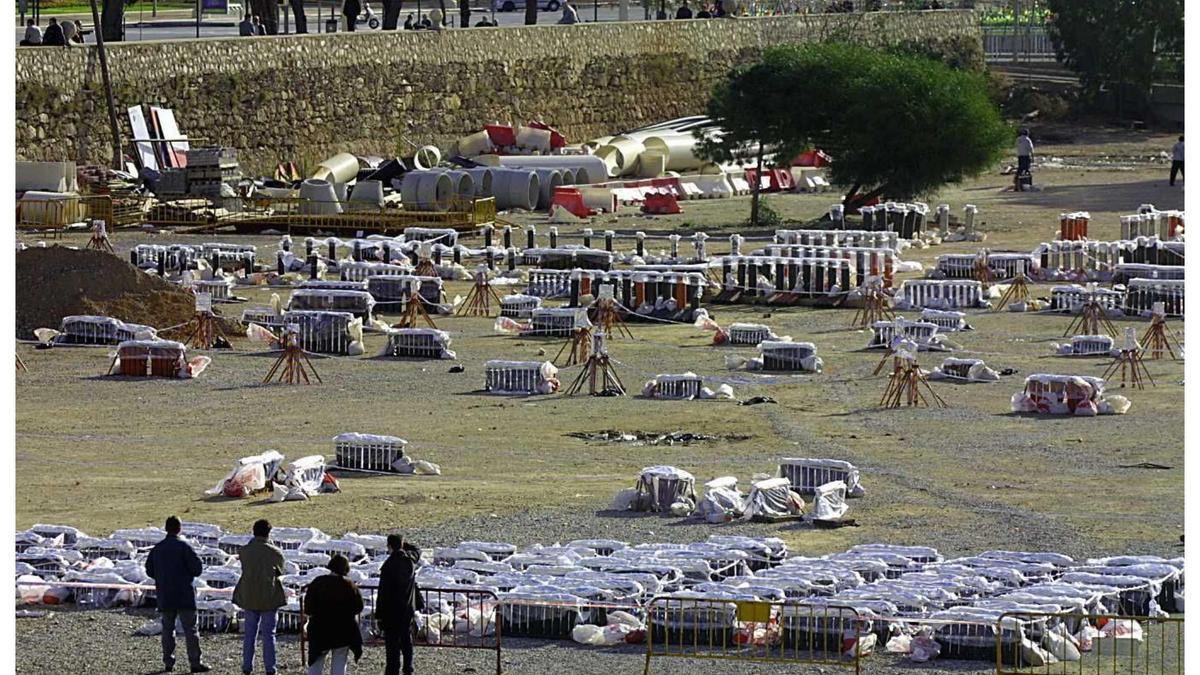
(16, 246, 221, 339)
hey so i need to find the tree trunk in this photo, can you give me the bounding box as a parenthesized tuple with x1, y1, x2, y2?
(749, 141, 764, 227)
(524, 0, 536, 24)
(459, 0, 469, 26)
(841, 182, 862, 211)
(100, 0, 124, 42)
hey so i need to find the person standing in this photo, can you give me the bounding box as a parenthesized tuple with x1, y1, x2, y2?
(233, 519, 287, 675)
(343, 0, 362, 31)
(1015, 128, 1034, 175)
(382, 0, 402, 29)
(145, 516, 211, 673)
(239, 13, 256, 35)
(1170, 135, 1184, 186)
(253, 15, 267, 34)
(377, 534, 422, 675)
(42, 18, 65, 46)
(20, 19, 42, 46)
(675, 0, 693, 18)
(304, 554, 364, 675)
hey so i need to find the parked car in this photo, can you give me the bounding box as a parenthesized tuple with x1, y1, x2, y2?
(494, 0, 561, 11)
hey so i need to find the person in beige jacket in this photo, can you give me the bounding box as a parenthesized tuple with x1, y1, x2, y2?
(233, 519, 287, 675)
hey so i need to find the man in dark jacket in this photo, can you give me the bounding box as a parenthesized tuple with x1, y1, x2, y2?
(42, 17, 66, 46)
(343, 0, 362, 31)
(376, 534, 422, 675)
(145, 516, 211, 673)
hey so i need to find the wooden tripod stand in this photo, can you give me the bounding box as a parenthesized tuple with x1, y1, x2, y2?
(86, 220, 115, 254)
(992, 274, 1033, 311)
(853, 285, 894, 329)
(1141, 313, 1181, 360)
(179, 310, 231, 349)
(564, 334, 626, 396)
(1102, 328, 1154, 389)
(395, 293, 438, 330)
(457, 270, 503, 318)
(263, 330, 321, 385)
(555, 325, 593, 367)
(16, 353, 28, 372)
(1064, 298, 1119, 337)
(589, 297, 633, 339)
(880, 354, 946, 408)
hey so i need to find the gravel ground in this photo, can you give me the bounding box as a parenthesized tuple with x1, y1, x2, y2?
(17, 606, 997, 675)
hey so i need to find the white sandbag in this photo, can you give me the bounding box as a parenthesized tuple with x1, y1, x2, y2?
(612, 487, 640, 510)
(413, 460, 441, 476)
(268, 483, 289, 503)
(134, 619, 163, 636)
(606, 611, 643, 630)
(572, 624, 606, 646)
(669, 501, 694, 517)
(1020, 637, 1057, 666)
(15, 575, 49, 604)
(1043, 624, 1081, 661)
(885, 632, 912, 653)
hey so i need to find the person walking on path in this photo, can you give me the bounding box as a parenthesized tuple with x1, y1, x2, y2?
(1170, 135, 1184, 186)
(377, 534, 423, 675)
(1015, 128, 1034, 175)
(304, 554, 364, 675)
(145, 516, 211, 673)
(233, 519, 287, 675)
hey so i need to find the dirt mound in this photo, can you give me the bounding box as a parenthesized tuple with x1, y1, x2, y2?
(16, 246, 212, 339)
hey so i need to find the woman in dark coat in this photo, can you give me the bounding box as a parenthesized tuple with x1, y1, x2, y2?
(304, 554, 364, 675)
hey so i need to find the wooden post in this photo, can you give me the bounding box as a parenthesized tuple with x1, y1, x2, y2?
(90, 0, 123, 170)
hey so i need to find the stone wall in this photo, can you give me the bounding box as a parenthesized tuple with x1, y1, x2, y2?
(16, 11, 979, 174)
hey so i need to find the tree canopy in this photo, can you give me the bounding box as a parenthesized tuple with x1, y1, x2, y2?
(698, 42, 1011, 214)
(1046, 0, 1184, 107)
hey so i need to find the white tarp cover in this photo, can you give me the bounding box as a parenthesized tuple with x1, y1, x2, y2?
(741, 477, 804, 521)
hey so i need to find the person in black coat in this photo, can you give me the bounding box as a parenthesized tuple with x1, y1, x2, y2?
(343, 0, 362, 31)
(382, 0, 402, 29)
(145, 516, 210, 673)
(42, 18, 66, 46)
(304, 554, 364, 675)
(376, 534, 422, 675)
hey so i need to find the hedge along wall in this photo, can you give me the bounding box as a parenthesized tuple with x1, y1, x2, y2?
(15, 11, 980, 174)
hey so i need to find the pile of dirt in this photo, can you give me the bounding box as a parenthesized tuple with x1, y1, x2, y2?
(16, 246, 219, 339)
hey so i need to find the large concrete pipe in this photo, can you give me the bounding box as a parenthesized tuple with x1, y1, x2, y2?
(492, 155, 608, 185)
(432, 168, 476, 199)
(400, 171, 454, 211)
(310, 153, 360, 184)
(298, 179, 344, 214)
(490, 168, 540, 211)
(643, 133, 706, 172)
(465, 167, 494, 196)
(597, 135, 646, 177)
(559, 168, 576, 186)
(534, 169, 563, 210)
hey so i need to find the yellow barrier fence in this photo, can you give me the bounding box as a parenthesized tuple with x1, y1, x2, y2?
(643, 595, 867, 674)
(996, 611, 1183, 675)
(16, 194, 118, 235)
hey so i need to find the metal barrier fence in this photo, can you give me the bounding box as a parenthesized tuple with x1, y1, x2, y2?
(148, 195, 495, 236)
(300, 584, 502, 675)
(983, 26, 1057, 62)
(642, 596, 865, 674)
(16, 194, 118, 234)
(995, 612, 1184, 675)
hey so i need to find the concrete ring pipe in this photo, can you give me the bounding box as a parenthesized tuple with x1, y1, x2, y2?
(347, 179, 385, 210)
(494, 155, 608, 185)
(534, 169, 563, 210)
(442, 169, 476, 199)
(559, 168, 576, 186)
(298, 179, 344, 215)
(310, 152, 360, 184)
(400, 171, 454, 211)
(491, 168, 539, 211)
(465, 167, 494, 196)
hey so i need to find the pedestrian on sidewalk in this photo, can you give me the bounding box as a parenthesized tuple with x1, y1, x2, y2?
(1170, 135, 1184, 186)
(303, 554, 364, 675)
(233, 519, 287, 675)
(145, 516, 211, 673)
(61, 18, 77, 44)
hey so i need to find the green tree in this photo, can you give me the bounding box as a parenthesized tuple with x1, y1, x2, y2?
(699, 43, 1010, 218)
(1045, 0, 1184, 112)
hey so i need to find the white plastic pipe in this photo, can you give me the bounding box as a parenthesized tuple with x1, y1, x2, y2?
(515, 126, 553, 152)
(637, 150, 667, 178)
(599, 136, 646, 177)
(412, 146, 442, 171)
(456, 130, 494, 156)
(643, 134, 706, 172)
(310, 153, 360, 184)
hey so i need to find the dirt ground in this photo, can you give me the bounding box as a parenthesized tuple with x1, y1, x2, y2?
(13, 124, 1186, 673)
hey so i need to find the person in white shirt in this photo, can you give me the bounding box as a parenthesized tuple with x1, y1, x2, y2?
(558, 0, 579, 24)
(1170, 135, 1183, 186)
(1015, 128, 1034, 175)
(21, 19, 42, 46)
